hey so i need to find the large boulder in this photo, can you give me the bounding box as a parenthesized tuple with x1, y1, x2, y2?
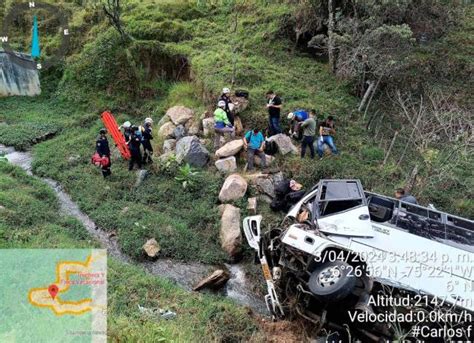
(215, 139, 244, 158)
(163, 139, 176, 154)
(266, 134, 298, 155)
(193, 269, 230, 291)
(219, 204, 242, 258)
(158, 122, 177, 139)
(202, 117, 215, 137)
(157, 114, 170, 127)
(230, 96, 249, 114)
(254, 177, 275, 198)
(175, 136, 210, 168)
(166, 106, 194, 125)
(219, 174, 247, 202)
(215, 156, 237, 174)
(185, 118, 200, 136)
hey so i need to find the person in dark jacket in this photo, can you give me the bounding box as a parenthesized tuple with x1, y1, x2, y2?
(127, 125, 142, 171)
(96, 128, 111, 178)
(120, 121, 132, 141)
(266, 90, 283, 136)
(395, 188, 418, 204)
(141, 118, 154, 164)
(218, 87, 234, 126)
(270, 179, 305, 212)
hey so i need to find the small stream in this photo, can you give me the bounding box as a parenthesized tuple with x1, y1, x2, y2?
(1, 145, 268, 315)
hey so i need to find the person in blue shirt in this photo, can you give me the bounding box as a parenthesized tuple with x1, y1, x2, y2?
(243, 128, 266, 171)
(287, 109, 309, 140)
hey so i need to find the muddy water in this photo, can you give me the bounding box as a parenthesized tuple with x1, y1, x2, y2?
(1, 145, 267, 314)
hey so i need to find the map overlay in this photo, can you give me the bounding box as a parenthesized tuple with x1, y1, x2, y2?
(0, 249, 107, 342)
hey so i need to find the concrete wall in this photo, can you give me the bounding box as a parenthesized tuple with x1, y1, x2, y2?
(0, 50, 41, 97)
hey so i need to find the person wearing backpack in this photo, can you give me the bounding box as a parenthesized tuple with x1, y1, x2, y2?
(243, 128, 266, 171)
(95, 128, 111, 178)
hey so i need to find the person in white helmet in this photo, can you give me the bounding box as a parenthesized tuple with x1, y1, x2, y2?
(218, 87, 234, 126)
(141, 118, 154, 164)
(119, 121, 132, 141)
(214, 100, 235, 149)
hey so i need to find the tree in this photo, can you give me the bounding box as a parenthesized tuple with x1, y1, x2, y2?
(102, 0, 131, 42)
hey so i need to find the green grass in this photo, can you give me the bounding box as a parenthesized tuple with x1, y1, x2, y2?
(26, 117, 227, 263)
(0, 161, 262, 342)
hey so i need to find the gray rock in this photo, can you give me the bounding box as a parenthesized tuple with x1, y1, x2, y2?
(202, 117, 215, 137)
(215, 156, 237, 174)
(266, 134, 298, 155)
(157, 114, 170, 127)
(185, 118, 200, 136)
(166, 106, 194, 125)
(172, 125, 186, 140)
(67, 154, 81, 165)
(255, 177, 275, 198)
(193, 269, 230, 291)
(272, 171, 285, 184)
(230, 96, 249, 114)
(175, 136, 210, 168)
(219, 204, 242, 258)
(163, 139, 177, 154)
(135, 169, 149, 188)
(219, 174, 248, 203)
(158, 122, 177, 139)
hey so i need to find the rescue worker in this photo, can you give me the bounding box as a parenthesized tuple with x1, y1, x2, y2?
(120, 121, 132, 141)
(218, 87, 234, 126)
(96, 128, 111, 178)
(214, 100, 235, 149)
(127, 125, 142, 171)
(141, 117, 154, 164)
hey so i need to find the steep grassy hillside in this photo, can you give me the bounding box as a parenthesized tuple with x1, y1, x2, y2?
(0, 161, 262, 341)
(1, 1, 472, 268)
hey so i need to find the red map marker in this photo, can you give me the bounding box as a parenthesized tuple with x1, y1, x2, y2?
(48, 284, 59, 300)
